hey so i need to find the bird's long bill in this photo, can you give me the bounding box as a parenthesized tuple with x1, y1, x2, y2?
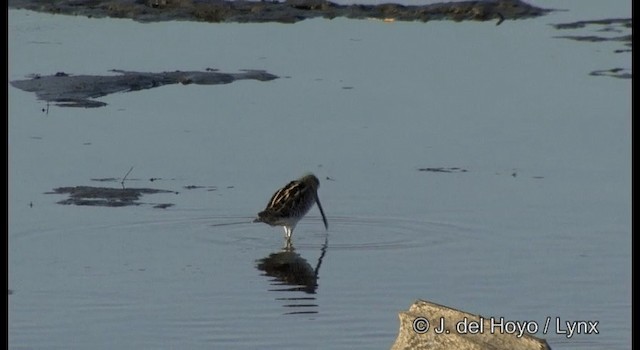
(315, 196, 329, 230)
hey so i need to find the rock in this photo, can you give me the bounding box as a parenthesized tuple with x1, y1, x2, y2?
(391, 299, 551, 350)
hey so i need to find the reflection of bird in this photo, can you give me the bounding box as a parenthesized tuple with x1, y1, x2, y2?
(256, 247, 318, 293)
(254, 174, 328, 240)
(256, 234, 329, 297)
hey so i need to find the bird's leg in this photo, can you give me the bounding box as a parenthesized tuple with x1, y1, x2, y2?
(283, 236, 293, 251)
(283, 226, 292, 239)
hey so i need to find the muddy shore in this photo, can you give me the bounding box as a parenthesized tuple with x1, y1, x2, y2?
(8, 0, 551, 24)
(10, 69, 278, 108)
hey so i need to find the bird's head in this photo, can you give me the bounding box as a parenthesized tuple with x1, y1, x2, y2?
(299, 173, 320, 189)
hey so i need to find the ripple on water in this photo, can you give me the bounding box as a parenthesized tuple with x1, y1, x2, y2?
(203, 214, 474, 252)
(11, 212, 474, 253)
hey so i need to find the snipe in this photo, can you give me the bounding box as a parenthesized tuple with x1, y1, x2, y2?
(254, 173, 328, 240)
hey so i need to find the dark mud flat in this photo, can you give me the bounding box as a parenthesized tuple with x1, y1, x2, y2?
(552, 18, 631, 31)
(10, 69, 278, 108)
(418, 167, 468, 173)
(47, 186, 177, 207)
(8, 0, 551, 24)
(552, 18, 632, 79)
(552, 18, 631, 51)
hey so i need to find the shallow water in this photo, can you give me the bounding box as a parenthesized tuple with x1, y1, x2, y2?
(8, 1, 630, 349)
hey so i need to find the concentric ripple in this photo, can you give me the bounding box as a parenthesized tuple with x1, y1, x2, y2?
(11, 212, 474, 253)
(200, 214, 474, 252)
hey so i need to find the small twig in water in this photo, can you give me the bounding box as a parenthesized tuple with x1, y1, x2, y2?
(121, 166, 134, 189)
(41, 102, 50, 115)
(496, 12, 505, 26)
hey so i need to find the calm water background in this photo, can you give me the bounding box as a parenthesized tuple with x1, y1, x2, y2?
(8, 0, 630, 349)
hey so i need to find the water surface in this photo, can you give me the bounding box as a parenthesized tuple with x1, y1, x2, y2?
(8, 1, 631, 349)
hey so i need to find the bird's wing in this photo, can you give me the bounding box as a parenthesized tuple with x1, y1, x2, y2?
(266, 180, 310, 216)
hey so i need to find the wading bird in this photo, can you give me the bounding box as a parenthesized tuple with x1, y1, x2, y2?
(254, 173, 328, 240)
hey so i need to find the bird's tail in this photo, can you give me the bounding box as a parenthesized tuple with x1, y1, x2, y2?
(253, 211, 267, 223)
